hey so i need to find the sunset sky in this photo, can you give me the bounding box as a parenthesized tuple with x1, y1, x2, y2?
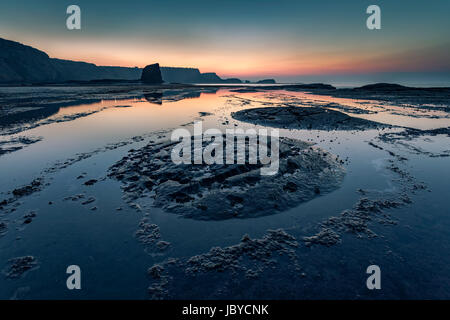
(1, 0, 449, 85)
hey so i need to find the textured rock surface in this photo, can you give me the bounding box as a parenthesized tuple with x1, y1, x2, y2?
(108, 137, 345, 220)
(2, 256, 38, 279)
(232, 106, 389, 131)
(147, 229, 300, 299)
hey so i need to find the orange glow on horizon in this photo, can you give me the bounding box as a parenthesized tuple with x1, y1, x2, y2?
(11, 34, 449, 80)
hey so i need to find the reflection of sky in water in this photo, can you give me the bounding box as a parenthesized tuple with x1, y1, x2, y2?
(0, 87, 449, 299)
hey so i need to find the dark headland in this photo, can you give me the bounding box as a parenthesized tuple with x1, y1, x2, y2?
(0, 38, 269, 86)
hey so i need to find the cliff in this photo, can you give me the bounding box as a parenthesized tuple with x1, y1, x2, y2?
(0, 38, 242, 85)
(0, 38, 141, 83)
(160, 67, 201, 83)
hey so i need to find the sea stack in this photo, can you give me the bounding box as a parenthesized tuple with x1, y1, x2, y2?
(141, 63, 163, 84)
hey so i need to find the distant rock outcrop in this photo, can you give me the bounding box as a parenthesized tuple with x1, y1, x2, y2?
(223, 78, 243, 84)
(257, 79, 276, 84)
(141, 63, 163, 84)
(290, 83, 335, 90)
(198, 72, 223, 83)
(356, 83, 409, 91)
(159, 68, 236, 84)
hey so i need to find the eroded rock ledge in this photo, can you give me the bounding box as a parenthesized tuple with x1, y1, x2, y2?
(232, 106, 390, 131)
(147, 229, 300, 299)
(108, 137, 345, 220)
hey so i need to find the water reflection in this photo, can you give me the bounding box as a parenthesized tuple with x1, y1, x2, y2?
(0, 86, 449, 299)
(143, 91, 163, 105)
(143, 88, 219, 105)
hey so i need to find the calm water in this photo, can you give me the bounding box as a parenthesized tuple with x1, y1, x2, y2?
(0, 87, 449, 299)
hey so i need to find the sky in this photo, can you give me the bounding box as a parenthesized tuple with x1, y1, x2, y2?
(1, 0, 449, 85)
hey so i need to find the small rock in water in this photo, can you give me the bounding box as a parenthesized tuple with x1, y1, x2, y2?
(314, 186, 321, 194)
(12, 179, 42, 197)
(81, 197, 96, 205)
(3, 256, 38, 279)
(84, 179, 98, 186)
(76, 173, 86, 179)
(198, 112, 213, 117)
(22, 211, 37, 224)
(156, 241, 171, 251)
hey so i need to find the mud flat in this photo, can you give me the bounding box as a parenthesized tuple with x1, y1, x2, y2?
(232, 106, 390, 131)
(108, 137, 345, 220)
(147, 229, 300, 299)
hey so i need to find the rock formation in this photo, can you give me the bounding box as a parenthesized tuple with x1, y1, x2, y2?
(0, 38, 140, 83)
(160, 67, 201, 83)
(0, 37, 245, 84)
(141, 63, 163, 84)
(257, 79, 276, 84)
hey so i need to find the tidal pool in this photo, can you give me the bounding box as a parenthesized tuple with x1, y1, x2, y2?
(0, 86, 449, 299)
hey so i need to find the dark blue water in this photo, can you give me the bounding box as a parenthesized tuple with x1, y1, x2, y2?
(0, 88, 449, 299)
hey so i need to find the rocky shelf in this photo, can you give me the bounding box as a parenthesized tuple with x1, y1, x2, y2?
(108, 137, 346, 220)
